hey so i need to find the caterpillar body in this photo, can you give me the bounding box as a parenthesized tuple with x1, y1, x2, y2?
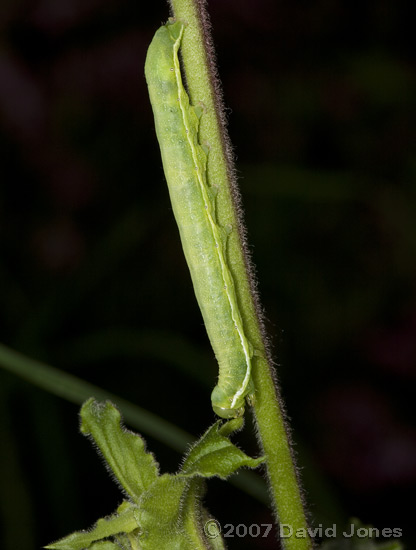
(145, 20, 254, 418)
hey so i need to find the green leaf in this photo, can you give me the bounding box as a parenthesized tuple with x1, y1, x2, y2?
(137, 474, 194, 549)
(80, 399, 158, 501)
(135, 419, 262, 549)
(181, 420, 264, 478)
(47, 409, 264, 550)
(134, 420, 262, 549)
(217, 416, 244, 437)
(0, 343, 267, 502)
(89, 543, 121, 550)
(183, 484, 226, 550)
(137, 474, 212, 550)
(199, 508, 226, 550)
(45, 501, 139, 550)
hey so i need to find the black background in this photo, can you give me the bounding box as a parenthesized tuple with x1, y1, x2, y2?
(0, 0, 414, 548)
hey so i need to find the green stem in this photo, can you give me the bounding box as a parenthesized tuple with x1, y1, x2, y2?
(0, 341, 267, 503)
(167, 1, 313, 548)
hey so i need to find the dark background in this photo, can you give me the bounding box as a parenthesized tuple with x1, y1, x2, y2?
(0, 0, 414, 548)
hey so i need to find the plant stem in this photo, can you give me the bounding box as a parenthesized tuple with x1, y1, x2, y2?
(0, 341, 268, 503)
(167, 1, 313, 548)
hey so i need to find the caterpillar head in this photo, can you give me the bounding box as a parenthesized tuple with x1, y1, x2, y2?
(211, 385, 245, 419)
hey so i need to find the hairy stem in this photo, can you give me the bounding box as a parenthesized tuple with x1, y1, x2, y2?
(167, 0, 313, 548)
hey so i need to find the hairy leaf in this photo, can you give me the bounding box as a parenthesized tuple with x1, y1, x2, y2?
(80, 398, 158, 501)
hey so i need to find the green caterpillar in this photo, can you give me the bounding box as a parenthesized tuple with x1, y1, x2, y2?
(145, 20, 254, 418)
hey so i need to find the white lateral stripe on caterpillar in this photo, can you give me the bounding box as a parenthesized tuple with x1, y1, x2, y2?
(172, 24, 252, 411)
(145, 20, 254, 418)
